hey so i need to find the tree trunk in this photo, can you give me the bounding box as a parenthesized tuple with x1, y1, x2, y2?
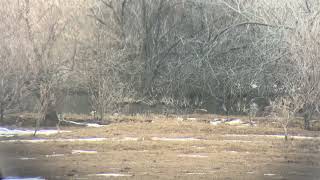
(0, 103, 4, 125)
(99, 111, 103, 121)
(304, 106, 314, 130)
(34, 90, 59, 136)
(44, 103, 59, 126)
(283, 125, 288, 141)
(304, 114, 311, 130)
(99, 104, 104, 121)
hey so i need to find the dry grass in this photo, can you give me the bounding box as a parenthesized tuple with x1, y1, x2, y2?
(0, 113, 319, 179)
(5, 112, 320, 130)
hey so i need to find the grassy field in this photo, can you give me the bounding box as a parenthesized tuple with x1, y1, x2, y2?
(0, 114, 319, 180)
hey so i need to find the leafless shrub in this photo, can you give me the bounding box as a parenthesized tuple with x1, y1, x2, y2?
(0, 0, 320, 132)
(270, 96, 303, 140)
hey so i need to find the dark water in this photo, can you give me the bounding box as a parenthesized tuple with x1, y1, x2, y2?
(61, 94, 90, 114)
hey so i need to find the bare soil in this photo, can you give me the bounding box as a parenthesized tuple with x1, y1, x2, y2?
(0, 114, 319, 180)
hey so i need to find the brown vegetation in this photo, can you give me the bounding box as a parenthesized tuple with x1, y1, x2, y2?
(0, 115, 319, 179)
(0, 0, 320, 131)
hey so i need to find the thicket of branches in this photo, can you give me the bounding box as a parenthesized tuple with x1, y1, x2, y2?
(0, 0, 319, 130)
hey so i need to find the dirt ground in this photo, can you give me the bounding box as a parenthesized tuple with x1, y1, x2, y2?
(0, 114, 319, 180)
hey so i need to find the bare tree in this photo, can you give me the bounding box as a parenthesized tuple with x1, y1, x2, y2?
(84, 48, 134, 120)
(0, 0, 30, 124)
(270, 96, 303, 140)
(19, 0, 80, 134)
(0, 47, 27, 124)
(286, 5, 320, 129)
(1, 0, 319, 131)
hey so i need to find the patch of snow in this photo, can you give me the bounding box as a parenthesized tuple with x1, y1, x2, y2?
(49, 138, 106, 142)
(45, 154, 65, 158)
(72, 150, 97, 154)
(224, 151, 238, 153)
(224, 119, 243, 125)
(90, 111, 97, 116)
(178, 154, 208, 158)
(186, 172, 207, 175)
(264, 173, 276, 176)
(251, 83, 258, 89)
(194, 109, 208, 114)
(0, 127, 70, 137)
(62, 120, 106, 128)
(90, 173, 132, 177)
(186, 118, 197, 121)
(0, 138, 107, 143)
(18, 157, 36, 160)
(86, 123, 106, 128)
(224, 134, 320, 140)
(2, 177, 45, 180)
(114, 137, 139, 141)
(0, 137, 141, 144)
(151, 137, 202, 141)
(290, 136, 320, 140)
(223, 140, 255, 143)
(176, 117, 184, 121)
(210, 120, 222, 126)
(210, 118, 248, 126)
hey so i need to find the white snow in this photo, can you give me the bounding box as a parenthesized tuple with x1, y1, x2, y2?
(114, 137, 139, 141)
(45, 154, 65, 158)
(18, 157, 36, 160)
(2, 177, 45, 180)
(210, 118, 247, 126)
(223, 151, 238, 153)
(178, 154, 208, 158)
(224, 119, 244, 125)
(186, 118, 197, 121)
(90, 173, 132, 177)
(264, 173, 276, 176)
(210, 120, 222, 126)
(0, 138, 107, 143)
(86, 123, 106, 128)
(224, 134, 320, 140)
(176, 117, 184, 121)
(251, 83, 258, 89)
(223, 140, 256, 143)
(0, 137, 141, 144)
(62, 120, 106, 128)
(1, 133, 317, 145)
(186, 172, 207, 175)
(151, 137, 202, 141)
(71, 150, 98, 154)
(0, 127, 71, 137)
